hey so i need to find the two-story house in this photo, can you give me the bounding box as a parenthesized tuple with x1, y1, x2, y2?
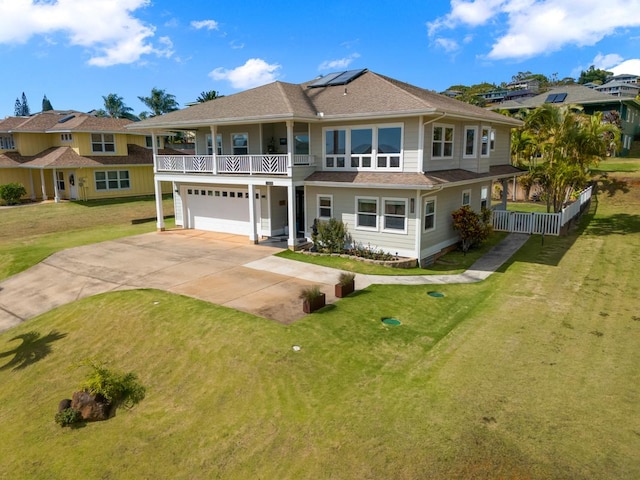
(0, 110, 174, 202)
(131, 69, 523, 266)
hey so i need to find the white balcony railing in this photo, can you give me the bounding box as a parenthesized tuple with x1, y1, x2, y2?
(155, 154, 315, 176)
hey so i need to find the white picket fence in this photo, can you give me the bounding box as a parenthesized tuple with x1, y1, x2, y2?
(492, 186, 592, 236)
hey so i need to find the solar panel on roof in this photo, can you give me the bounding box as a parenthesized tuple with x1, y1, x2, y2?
(58, 114, 75, 123)
(308, 68, 367, 88)
(554, 93, 567, 102)
(544, 94, 557, 103)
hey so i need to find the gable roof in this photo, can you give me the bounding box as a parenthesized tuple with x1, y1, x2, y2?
(495, 84, 640, 111)
(0, 111, 146, 135)
(129, 70, 521, 130)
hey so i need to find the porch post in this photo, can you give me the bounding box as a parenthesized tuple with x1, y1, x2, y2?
(501, 178, 508, 210)
(155, 179, 165, 231)
(512, 175, 517, 201)
(287, 183, 296, 248)
(52, 169, 60, 203)
(40, 169, 47, 200)
(151, 132, 159, 172)
(417, 116, 424, 173)
(248, 183, 257, 244)
(29, 170, 36, 200)
(210, 126, 218, 174)
(286, 120, 294, 171)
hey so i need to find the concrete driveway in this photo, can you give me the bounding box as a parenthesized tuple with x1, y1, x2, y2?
(0, 230, 339, 333)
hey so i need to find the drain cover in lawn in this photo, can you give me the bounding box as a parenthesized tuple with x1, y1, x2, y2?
(427, 291, 445, 298)
(381, 318, 401, 326)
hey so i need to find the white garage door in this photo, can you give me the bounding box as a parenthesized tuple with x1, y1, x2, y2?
(185, 186, 260, 235)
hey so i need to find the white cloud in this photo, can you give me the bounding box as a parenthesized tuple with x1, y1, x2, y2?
(434, 37, 460, 53)
(592, 53, 625, 71)
(610, 59, 640, 76)
(209, 58, 281, 89)
(427, 0, 640, 61)
(318, 53, 361, 71)
(191, 19, 219, 30)
(0, 0, 168, 67)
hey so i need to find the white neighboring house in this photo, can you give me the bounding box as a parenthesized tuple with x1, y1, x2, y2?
(129, 69, 524, 266)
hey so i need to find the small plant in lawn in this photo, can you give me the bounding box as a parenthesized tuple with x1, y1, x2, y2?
(0, 182, 27, 205)
(55, 407, 82, 427)
(78, 359, 146, 409)
(451, 205, 493, 254)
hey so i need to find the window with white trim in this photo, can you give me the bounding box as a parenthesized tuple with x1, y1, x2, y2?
(0, 134, 15, 150)
(56, 171, 65, 191)
(318, 195, 333, 219)
(432, 124, 454, 158)
(231, 133, 248, 155)
(60, 133, 73, 143)
(95, 170, 130, 190)
(145, 136, 162, 149)
(462, 189, 471, 206)
(91, 133, 115, 153)
(424, 198, 436, 231)
(481, 186, 488, 209)
(463, 126, 477, 157)
(490, 130, 495, 151)
(206, 134, 223, 155)
(324, 124, 402, 170)
(382, 198, 407, 233)
(295, 134, 309, 154)
(481, 127, 490, 157)
(356, 197, 378, 230)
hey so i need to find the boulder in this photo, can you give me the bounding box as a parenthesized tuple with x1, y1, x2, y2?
(71, 391, 111, 421)
(58, 398, 72, 412)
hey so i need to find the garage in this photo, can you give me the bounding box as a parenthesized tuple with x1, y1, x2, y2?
(184, 186, 260, 235)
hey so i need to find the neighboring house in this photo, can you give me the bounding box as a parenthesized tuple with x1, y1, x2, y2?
(594, 80, 640, 98)
(0, 110, 174, 202)
(494, 84, 640, 156)
(130, 69, 524, 265)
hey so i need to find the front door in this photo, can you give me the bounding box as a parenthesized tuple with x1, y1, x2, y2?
(68, 171, 78, 200)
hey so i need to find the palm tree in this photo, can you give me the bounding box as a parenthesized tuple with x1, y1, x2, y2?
(137, 88, 179, 117)
(196, 90, 223, 103)
(101, 93, 136, 120)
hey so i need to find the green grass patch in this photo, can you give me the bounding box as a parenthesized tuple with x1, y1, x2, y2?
(276, 232, 508, 275)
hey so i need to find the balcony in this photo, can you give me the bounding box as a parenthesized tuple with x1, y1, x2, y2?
(155, 154, 315, 176)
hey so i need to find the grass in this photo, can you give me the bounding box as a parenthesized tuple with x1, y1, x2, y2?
(277, 232, 508, 275)
(0, 166, 639, 478)
(0, 195, 174, 280)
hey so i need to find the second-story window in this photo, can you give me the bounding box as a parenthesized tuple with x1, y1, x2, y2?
(324, 124, 402, 170)
(91, 133, 115, 153)
(0, 134, 15, 150)
(432, 124, 454, 158)
(464, 127, 477, 158)
(60, 133, 73, 143)
(232, 133, 248, 155)
(481, 127, 491, 157)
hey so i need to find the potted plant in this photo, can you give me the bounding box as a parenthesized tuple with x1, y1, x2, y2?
(299, 285, 326, 313)
(335, 272, 356, 298)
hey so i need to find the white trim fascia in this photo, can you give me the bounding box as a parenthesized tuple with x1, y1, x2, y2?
(303, 180, 443, 190)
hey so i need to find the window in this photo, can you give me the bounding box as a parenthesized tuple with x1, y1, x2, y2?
(325, 129, 346, 168)
(424, 198, 436, 231)
(145, 136, 162, 148)
(324, 124, 402, 170)
(95, 170, 130, 190)
(56, 171, 65, 191)
(481, 127, 490, 157)
(490, 130, 495, 151)
(294, 134, 309, 154)
(462, 189, 471, 206)
(232, 133, 248, 155)
(377, 126, 402, 168)
(356, 197, 378, 230)
(60, 133, 73, 143)
(0, 134, 15, 150)
(481, 186, 489, 209)
(463, 127, 477, 157)
(207, 134, 223, 155)
(318, 195, 333, 219)
(383, 198, 407, 232)
(432, 124, 454, 158)
(91, 133, 115, 153)
(351, 128, 372, 168)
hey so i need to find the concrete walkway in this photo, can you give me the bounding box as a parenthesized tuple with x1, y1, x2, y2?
(0, 231, 530, 333)
(245, 233, 530, 289)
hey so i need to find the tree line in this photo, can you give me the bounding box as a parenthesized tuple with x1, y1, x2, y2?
(12, 89, 222, 119)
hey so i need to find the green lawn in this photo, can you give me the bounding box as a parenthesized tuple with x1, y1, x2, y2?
(0, 196, 174, 280)
(0, 173, 639, 478)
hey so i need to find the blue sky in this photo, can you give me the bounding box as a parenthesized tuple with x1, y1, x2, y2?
(1, 0, 640, 118)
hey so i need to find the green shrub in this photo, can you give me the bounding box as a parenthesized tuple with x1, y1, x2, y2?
(78, 359, 146, 409)
(312, 218, 349, 253)
(55, 408, 82, 427)
(451, 205, 492, 254)
(0, 182, 27, 205)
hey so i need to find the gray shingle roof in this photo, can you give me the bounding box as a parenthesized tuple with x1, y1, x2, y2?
(129, 70, 522, 130)
(495, 84, 639, 110)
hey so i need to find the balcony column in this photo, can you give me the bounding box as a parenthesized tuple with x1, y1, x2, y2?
(501, 178, 508, 210)
(287, 183, 296, 248)
(210, 126, 218, 174)
(286, 120, 294, 172)
(151, 131, 159, 173)
(39, 169, 47, 201)
(29, 170, 36, 200)
(248, 183, 258, 244)
(155, 179, 165, 231)
(52, 169, 60, 203)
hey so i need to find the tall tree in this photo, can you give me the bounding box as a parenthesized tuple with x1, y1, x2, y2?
(101, 93, 136, 120)
(42, 95, 53, 111)
(137, 88, 179, 117)
(578, 65, 612, 85)
(14, 92, 30, 116)
(196, 90, 222, 103)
